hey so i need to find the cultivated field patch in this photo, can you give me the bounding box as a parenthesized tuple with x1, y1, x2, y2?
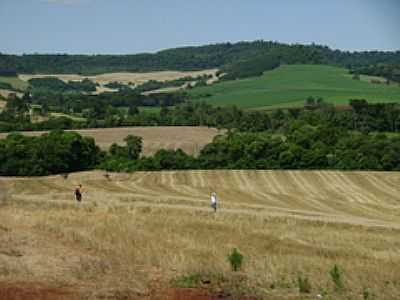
(189, 64, 400, 108)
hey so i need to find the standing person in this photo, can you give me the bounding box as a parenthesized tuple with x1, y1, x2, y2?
(75, 184, 83, 203)
(210, 192, 217, 213)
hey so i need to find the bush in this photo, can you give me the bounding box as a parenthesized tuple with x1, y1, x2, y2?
(227, 248, 244, 272)
(363, 288, 374, 300)
(297, 274, 312, 293)
(329, 264, 344, 291)
(173, 273, 202, 288)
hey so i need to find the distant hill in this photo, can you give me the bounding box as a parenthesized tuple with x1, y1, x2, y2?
(1, 40, 400, 75)
(189, 64, 400, 109)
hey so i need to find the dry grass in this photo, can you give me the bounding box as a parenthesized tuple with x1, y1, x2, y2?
(0, 170, 400, 299)
(19, 69, 218, 85)
(0, 126, 221, 155)
(0, 89, 23, 99)
(0, 99, 6, 111)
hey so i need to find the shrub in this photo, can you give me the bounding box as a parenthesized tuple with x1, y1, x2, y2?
(173, 273, 202, 288)
(227, 248, 244, 272)
(329, 264, 344, 291)
(363, 288, 374, 300)
(297, 274, 312, 293)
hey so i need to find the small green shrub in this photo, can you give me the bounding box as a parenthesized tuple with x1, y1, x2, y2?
(330, 264, 344, 291)
(173, 273, 202, 288)
(363, 288, 374, 300)
(227, 248, 244, 272)
(297, 274, 312, 293)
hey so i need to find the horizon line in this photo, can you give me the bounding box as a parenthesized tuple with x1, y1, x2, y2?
(1, 40, 399, 56)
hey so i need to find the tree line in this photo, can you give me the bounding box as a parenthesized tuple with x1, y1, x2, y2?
(1, 41, 399, 75)
(28, 77, 98, 93)
(1, 97, 400, 134)
(15, 87, 186, 117)
(350, 64, 400, 83)
(2, 122, 399, 176)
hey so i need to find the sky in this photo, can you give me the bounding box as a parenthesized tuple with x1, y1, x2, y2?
(0, 0, 399, 54)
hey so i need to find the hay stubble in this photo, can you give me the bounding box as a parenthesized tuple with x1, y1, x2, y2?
(0, 170, 399, 299)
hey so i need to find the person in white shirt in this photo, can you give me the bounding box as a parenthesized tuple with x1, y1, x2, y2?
(210, 192, 217, 213)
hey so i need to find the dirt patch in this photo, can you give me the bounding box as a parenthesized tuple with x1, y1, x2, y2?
(0, 283, 75, 300)
(165, 288, 258, 300)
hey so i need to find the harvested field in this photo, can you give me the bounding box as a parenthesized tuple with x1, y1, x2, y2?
(19, 69, 218, 85)
(0, 170, 399, 299)
(19, 69, 219, 94)
(0, 89, 22, 99)
(0, 126, 221, 155)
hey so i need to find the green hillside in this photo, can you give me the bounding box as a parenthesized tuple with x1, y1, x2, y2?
(189, 65, 400, 109)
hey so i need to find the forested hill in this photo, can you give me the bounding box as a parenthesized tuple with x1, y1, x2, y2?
(1, 41, 400, 75)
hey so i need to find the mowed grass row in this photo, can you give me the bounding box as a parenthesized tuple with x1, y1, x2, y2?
(1, 170, 400, 299)
(189, 65, 400, 108)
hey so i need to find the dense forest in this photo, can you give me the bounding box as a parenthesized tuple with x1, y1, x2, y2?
(1, 41, 400, 76)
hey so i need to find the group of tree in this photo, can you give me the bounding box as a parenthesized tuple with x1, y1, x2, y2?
(220, 55, 280, 80)
(350, 64, 400, 83)
(0, 69, 18, 77)
(0, 82, 15, 91)
(28, 77, 97, 93)
(0, 131, 101, 176)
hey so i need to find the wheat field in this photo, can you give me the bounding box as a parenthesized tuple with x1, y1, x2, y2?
(0, 170, 400, 299)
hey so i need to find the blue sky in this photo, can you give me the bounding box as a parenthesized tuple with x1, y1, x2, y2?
(1, 0, 399, 54)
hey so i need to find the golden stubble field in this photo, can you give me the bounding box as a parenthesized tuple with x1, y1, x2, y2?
(0, 170, 399, 299)
(0, 126, 221, 156)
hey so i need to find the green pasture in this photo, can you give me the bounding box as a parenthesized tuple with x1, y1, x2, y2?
(189, 65, 400, 108)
